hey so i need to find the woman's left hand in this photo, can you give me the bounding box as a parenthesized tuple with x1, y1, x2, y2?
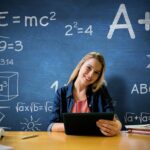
(96, 117, 122, 136)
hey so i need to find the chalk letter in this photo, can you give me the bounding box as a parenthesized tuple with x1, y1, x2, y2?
(39, 16, 49, 26)
(0, 11, 8, 27)
(140, 84, 148, 94)
(25, 16, 38, 27)
(107, 4, 135, 39)
(131, 84, 139, 94)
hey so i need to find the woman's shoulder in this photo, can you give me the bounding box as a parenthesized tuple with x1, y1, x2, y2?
(57, 85, 68, 93)
(55, 83, 73, 100)
(96, 84, 108, 93)
(56, 83, 72, 96)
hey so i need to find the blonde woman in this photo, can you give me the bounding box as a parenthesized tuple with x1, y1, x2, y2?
(48, 52, 122, 136)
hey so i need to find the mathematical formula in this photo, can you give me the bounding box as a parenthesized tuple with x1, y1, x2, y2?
(16, 101, 53, 113)
(64, 4, 150, 38)
(0, 4, 149, 39)
(0, 59, 13, 66)
(65, 22, 93, 36)
(0, 11, 56, 27)
(124, 112, 150, 124)
(0, 80, 8, 92)
(0, 36, 23, 52)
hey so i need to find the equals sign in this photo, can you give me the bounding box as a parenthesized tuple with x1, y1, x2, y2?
(12, 16, 21, 24)
(39, 106, 43, 111)
(77, 28, 83, 34)
(7, 43, 14, 49)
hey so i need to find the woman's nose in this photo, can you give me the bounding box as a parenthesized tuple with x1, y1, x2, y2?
(88, 70, 94, 78)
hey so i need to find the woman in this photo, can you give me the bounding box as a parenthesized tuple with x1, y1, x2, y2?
(48, 51, 122, 136)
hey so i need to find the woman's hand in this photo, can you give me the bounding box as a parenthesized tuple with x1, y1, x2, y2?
(96, 117, 122, 136)
(51, 123, 65, 132)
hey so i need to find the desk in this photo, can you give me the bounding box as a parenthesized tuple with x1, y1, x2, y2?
(0, 131, 150, 150)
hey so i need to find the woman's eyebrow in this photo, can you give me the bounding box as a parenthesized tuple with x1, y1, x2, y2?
(87, 64, 101, 73)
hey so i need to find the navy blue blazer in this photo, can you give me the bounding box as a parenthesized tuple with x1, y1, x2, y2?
(48, 82, 114, 131)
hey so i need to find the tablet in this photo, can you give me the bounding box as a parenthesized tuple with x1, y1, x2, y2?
(63, 112, 114, 136)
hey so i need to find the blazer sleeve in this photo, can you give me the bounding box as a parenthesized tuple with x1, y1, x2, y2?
(47, 88, 62, 131)
(101, 85, 115, 113)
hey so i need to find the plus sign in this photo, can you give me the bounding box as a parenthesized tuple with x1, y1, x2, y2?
(134, 116, 138, 120)
(138, 12, 150, 31)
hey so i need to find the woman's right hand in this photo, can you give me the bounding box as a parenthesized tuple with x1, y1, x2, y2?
(51, 123, 65, 132)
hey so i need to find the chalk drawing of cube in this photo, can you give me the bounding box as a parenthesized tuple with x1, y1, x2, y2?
(0, 72, 19, 101)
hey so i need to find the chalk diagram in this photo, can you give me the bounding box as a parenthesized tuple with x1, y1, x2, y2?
(0, 108, 11, 130)
(0, 71, 19, 129)
(20, 115, 42, 131)
(0, 111, 5, 128)
(0, 71, 19, 101)
(0, 111, 5, 122)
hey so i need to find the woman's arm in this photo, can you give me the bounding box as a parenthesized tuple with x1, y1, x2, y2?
(96, 85, 122, 136)
(47, 88, 63, 132)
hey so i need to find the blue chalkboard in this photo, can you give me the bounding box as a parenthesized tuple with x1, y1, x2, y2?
(0, 0, 150, 131)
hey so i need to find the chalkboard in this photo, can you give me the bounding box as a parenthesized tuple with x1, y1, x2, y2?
(0, 0, 150, 131)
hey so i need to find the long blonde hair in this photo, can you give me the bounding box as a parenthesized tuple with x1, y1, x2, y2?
(67, 51, 106, 92)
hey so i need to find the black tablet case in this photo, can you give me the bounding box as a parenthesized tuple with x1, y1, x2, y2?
(63, 112, 114, 136)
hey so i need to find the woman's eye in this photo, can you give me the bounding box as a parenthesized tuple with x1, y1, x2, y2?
(86, 66, 91, 70)
(95, 72, 100, 75)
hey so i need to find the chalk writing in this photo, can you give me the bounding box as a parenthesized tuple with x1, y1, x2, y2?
(65, 22, 93, 36)
(16, 101, 53, 113)
(50, 80, 59, 92)
(124, 112, 150, 124)
(0, 72, 19, 101)
(0, 107, 11, 129)
(0, 4, 149, 38)
(131, 83, 150, 95)
(0, 59, 14, 65)
(146, 54, 150, 69)
(20, 115, 41, 131)
(138, 12, 150, 31)
(0, 36, 23, 52)
(0, 111, 5, 122)
(107, 4, 135, 39)
(0, 11, 56, 27)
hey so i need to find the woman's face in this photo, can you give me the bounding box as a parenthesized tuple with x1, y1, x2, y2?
(77, 58, 102, 87)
